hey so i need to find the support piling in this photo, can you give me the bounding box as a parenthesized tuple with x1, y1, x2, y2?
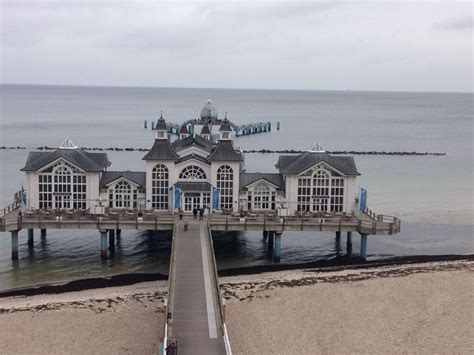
(109, 229, 115, 248)
(11, 230, 19, 260)
(28, 228, 34, 247)
(346, 231, 353, 255)
(100, 230, 108, 259)
(273, 232, 282, 261)
(360, 233, 368, 260)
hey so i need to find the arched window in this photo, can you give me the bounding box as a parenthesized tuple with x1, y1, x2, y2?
(179, 165, 207, 180)
(38, 161, 86, 210)
(217, 165, 233, 210)
(297, 168, 344, 212)
(114, 181, 131, 208)
(253, 183, 271, 210)
(152, 164, 169, 210)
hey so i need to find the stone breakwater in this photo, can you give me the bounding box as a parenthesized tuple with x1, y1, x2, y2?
(0, 146, 446, 156)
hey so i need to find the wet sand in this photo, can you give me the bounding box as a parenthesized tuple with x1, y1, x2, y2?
(0, 260, 472, 354)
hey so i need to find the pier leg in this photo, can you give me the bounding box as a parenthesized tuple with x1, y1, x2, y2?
(28, 228, 34, 247)
(116, 229, 121, 238)
(360, 233, 368, 260)
(40, 228, 47, 238)
(335, 231, 341, 256)
(11, 230, 19, 260)
(267, 231, 274, 253)
(263, 230, 268, 240)
(100, 231, 108, 259)
(273, 232, 282, 262)
(346, 232, 353, 255)
(109, 229, 115, 249)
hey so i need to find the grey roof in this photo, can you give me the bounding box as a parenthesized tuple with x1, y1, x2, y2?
(175, 153, 210, 165)
(171, 134, 212, 153)
(200, 100, 218, 120)
(175, 181, 212, 192)
(155, 115, 167, 130)
(207, 141, 242, 162)
(100, 171, 146, 189)
(240, 173, 285, 191)
(21, 149, 109, 172)
(180, 124, 189, 135)
(276, 151, 360, 176)
(200, 123, 211, 135)
(219, 118, 232, 132)
(142, 139, 179, 161)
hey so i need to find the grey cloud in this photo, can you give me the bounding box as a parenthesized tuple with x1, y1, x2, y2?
(433, 15, 473, 30)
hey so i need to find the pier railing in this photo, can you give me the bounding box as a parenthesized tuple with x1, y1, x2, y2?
(1, 190, 22, 217)
(207, 220, 232, 355)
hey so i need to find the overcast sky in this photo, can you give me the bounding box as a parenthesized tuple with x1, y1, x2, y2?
(1, 1, 472, 92)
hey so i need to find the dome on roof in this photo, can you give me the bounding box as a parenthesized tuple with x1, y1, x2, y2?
(200, 99, 218, 120)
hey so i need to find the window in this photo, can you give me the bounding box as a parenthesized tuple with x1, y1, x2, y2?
(114, 181, 132, 208)
(217, 165, 233, 210)
(38, 161, 86, 209)
(152, 164, 169, 210)
(179, 165, 207, 180)
(297, 168, 344, 212)
(252, 183, 271, 210)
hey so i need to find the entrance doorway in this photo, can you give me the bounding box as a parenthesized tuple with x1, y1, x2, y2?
(182, 192, 211, 212)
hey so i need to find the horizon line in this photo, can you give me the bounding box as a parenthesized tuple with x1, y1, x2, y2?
(1, 82, 473, 95)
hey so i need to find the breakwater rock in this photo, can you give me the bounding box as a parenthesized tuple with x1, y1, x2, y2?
(0, 146, 446, 156)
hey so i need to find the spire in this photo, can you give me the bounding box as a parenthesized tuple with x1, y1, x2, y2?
(59, 137, 78, 150)
(154, 112, 167, 139)
(179, 123, 189, 139)
(219, 113, 232, 140)
(308, 141, 325, 153)
(200, 122, 211, 139)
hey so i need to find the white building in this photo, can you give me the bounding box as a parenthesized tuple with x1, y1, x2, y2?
(21, 102, 360, 216)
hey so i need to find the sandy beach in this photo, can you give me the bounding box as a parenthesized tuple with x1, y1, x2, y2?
(0, 260, 472, 354)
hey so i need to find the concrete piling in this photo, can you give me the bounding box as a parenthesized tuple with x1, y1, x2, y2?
(109, 229, 115, 248)
(100, 230, 108, 259)
(11, 230, 19, 260)
(360, 233, 368, 260)
(335, 231, 341, 256)
(273, 232, 282, 261)
(346, 231, 353, 255)
(28, 228, 34, 247)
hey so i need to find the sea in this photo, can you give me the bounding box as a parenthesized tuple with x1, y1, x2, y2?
(0, 84, 472, 291)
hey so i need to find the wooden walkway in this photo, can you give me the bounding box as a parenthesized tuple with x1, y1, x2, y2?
(168, 218, 226, 354)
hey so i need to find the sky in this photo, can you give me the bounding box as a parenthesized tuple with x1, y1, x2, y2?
(1, 0, 473, 92)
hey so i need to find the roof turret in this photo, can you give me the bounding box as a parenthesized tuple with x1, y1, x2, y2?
(200, 99, 218, 121)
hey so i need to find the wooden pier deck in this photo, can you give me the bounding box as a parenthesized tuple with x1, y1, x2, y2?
(166, 219, 227, 354)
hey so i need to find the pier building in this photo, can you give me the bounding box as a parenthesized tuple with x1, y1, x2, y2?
(19, 105, 360, 217)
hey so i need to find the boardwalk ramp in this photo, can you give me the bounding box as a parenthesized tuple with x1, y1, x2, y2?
(164, 219, 230, 354)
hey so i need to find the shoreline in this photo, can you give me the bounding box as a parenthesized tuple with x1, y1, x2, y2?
(0, 259, 472, 354)
(1, 254, 472, 298)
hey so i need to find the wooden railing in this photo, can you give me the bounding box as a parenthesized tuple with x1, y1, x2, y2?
(1, 190, 22, 217)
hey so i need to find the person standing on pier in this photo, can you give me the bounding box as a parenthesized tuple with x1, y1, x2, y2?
(183, 219, 189, 231)
(178, 208, 183, 220)
(199, 207, 204, 220)
(192, 207, 198, 219)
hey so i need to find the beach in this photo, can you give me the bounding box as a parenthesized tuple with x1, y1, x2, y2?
(0, 259, 472, 354)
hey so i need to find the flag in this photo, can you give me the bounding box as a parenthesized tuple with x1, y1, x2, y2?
(174, 186, 182, 209)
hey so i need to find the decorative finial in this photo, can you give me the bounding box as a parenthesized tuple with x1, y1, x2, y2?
(309, 141, 325, 153)
(160, 110, 163, 119)
(59, 137, 78, 150)
(224, 111, 227, 119)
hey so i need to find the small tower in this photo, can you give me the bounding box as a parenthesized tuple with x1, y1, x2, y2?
(200, 122, 211, 140)
(154, 112, 167, 140)
(179, 124, 189, 139)
(219, 113, 232, 141)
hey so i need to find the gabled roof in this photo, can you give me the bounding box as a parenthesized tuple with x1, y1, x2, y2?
(276, 151, 360, 176)
(171, 134, 213, 153)
(207, 140, 242, 162)
(240, 173, 285, 191)
(175, 153, 210, 165)
(142, 139, 179, 161)
(100, 171, 146, 189)
(21, 149, 109, 172)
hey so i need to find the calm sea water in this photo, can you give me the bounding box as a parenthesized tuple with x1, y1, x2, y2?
(0, 84, 472, 290)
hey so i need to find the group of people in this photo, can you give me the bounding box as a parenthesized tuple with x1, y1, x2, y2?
(178, 206, 209, 231)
